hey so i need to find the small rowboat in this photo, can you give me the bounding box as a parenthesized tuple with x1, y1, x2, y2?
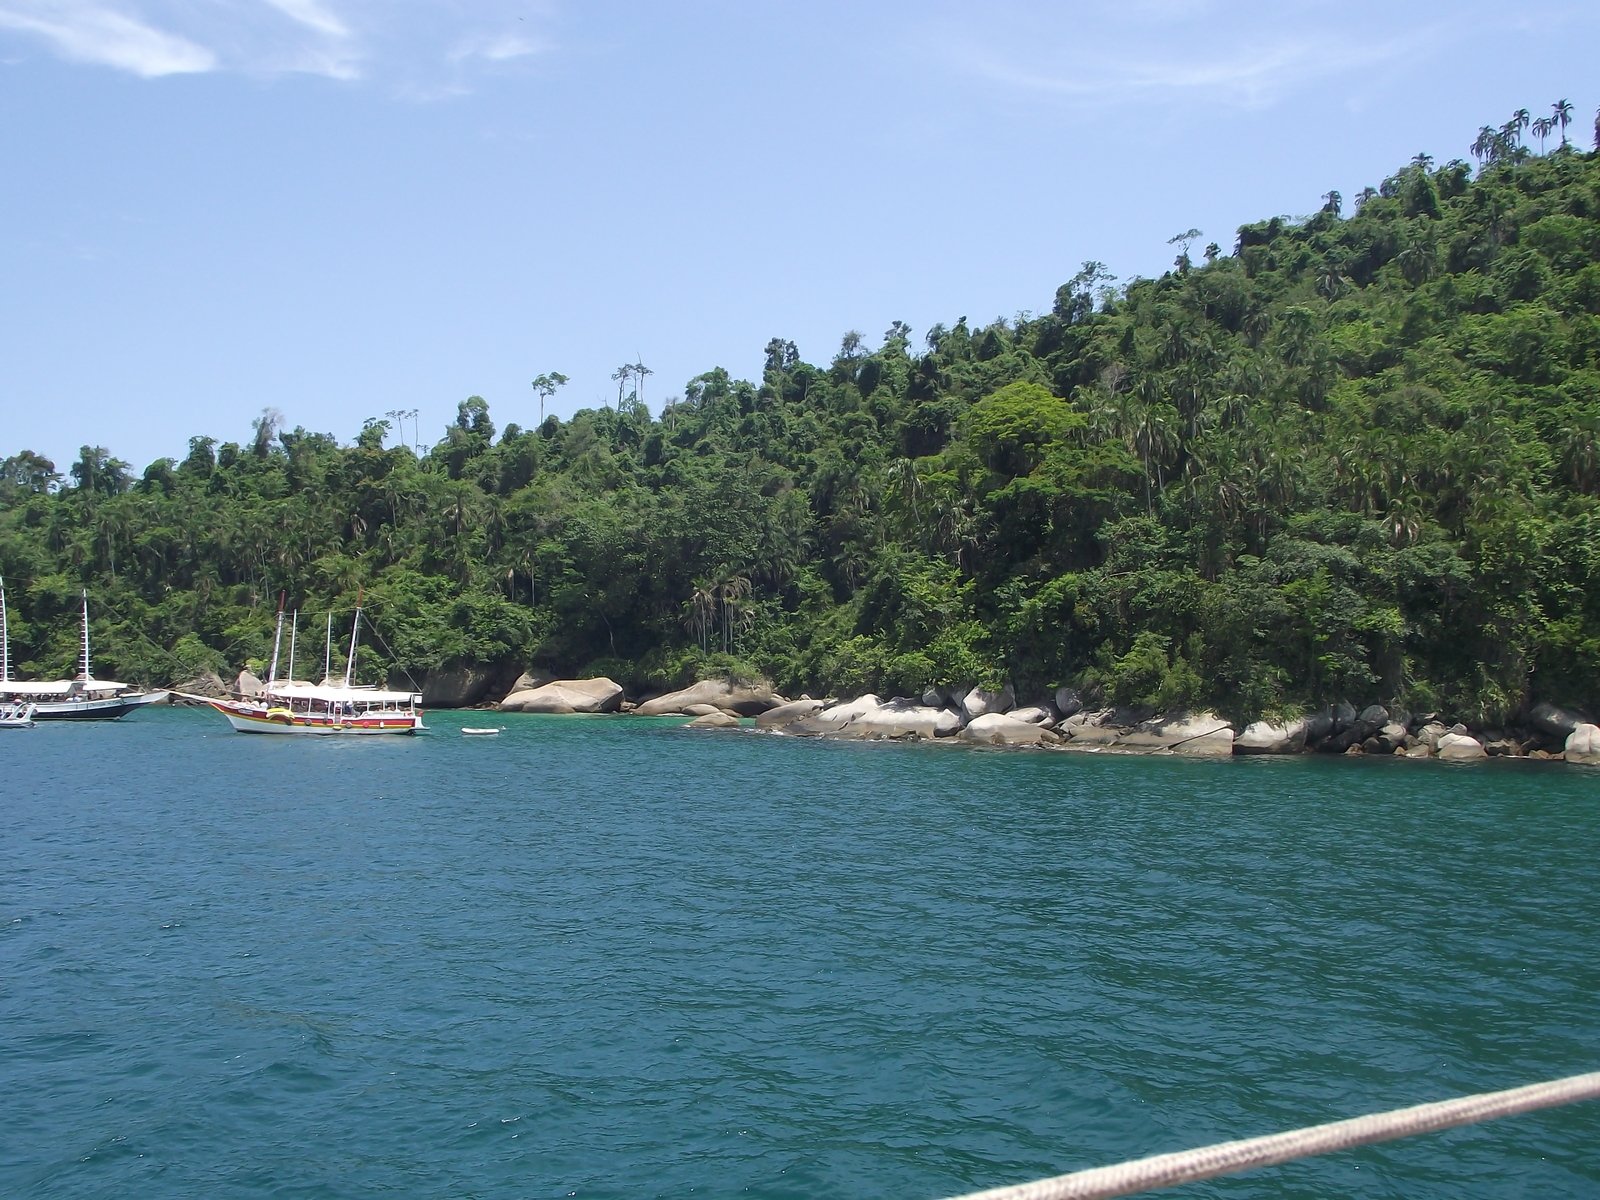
(462, 726, 504, 736)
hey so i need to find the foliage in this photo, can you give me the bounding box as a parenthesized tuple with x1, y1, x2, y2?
(4, 113, 1600, 723)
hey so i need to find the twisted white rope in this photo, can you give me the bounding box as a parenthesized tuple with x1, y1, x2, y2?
(943, 1070, 1600, 1200)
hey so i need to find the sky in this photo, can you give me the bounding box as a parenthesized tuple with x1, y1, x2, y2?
(1, 0, 1596, 476)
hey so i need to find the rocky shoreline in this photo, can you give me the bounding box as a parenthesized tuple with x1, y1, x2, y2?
(492, 673, 1600, 766)
(172, 665, 1600, 765)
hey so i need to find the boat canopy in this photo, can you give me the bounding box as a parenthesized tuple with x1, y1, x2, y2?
(265, 680, 421, 705)
(0, 677, 129, 695)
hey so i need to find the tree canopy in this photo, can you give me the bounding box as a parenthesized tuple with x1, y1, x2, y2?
(4, 108, 1599, 725)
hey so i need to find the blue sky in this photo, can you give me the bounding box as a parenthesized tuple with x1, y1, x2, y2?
(2, 0, 1596, 476)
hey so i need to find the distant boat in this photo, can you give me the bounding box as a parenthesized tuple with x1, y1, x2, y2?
(0, 701, 37, 728)
(187, 598, 424, 736)
(461, 726, 503, 736)
(0, 579, 166, 721)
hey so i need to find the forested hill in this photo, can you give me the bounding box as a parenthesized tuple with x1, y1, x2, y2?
(4, 112, 1600, 724)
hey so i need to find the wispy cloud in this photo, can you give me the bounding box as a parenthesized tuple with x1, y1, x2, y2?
(262, 0, 348, 40)
(919, 3, 1436, 112)
(0, 2, 214, 76)
(448, 30, 545, 65)
(0, 0, 555, 86)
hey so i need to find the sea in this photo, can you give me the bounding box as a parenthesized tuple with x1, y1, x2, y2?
(4, 707, 1597, 1199)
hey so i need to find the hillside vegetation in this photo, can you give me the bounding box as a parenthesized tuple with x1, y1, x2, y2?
(4, 110, 1599, 724)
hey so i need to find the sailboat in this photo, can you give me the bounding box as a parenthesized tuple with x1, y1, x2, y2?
(190, 597, 424, 735)
(0, 578, 166, 720)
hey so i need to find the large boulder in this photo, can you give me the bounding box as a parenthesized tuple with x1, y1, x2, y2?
(236, 669, 264, 698)
(1053, 687, 1083, 719)
(1235, 719, 1308, 755)
(634, 679, 784, 716)
(176, 669, 229, 699)
(806, 695, 883, 729)
(1437, 732, 1488, 761)
(960, 683, 1015, 720)
(686, 711, 741, 729)
(1117, 711, 1235, 757)
(1058, 709, 1128, 746)
(959, 712, 1053, 747)
(851, 699, 962, 740)
(1007, 705, 1056, 726)
(1565, 723, 1600, 766)
(499, 677, 624, 714)
(1530, 702, 1588, 741)
(421, 663, 500, 708)
(755, 698, 825, 730)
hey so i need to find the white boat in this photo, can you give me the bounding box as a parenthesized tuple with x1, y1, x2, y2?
(461, 726, 503, 736)
(0, 579, 166, 721)
(0, 701, 37, 728)
(189, 599, 424, 736)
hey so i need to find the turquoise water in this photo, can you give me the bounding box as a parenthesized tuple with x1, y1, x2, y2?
(4, 707, 1597, 1199)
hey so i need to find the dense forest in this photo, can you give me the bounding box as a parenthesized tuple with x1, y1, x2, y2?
(4, 106, 1600, 724)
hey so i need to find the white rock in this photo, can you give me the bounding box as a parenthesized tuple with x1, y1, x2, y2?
(959, 712, 1051, 746)
(499, 677, 624, 714)
(851, 700, 962, 740)
(1437, 732, 1488, 761)
(1235, 719, 1307, 755)
(1565, 722, 1600, 766)
(755, 698, 824, 730)
(960, 683, 1015, 720)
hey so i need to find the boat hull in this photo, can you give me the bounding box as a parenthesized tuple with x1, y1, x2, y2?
(208, 699, 424, 735)
(30, 695, 146, 720)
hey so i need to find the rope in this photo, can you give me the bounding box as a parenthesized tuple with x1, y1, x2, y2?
(942, 1071, 1600, 1200)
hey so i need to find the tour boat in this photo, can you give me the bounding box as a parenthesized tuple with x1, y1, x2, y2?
(192, 599, 424, 736)
(0, 579, 166, 720)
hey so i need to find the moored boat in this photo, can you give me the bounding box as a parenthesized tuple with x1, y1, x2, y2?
(0, 700, 37, 728)
(189, 598, 424, 736)
(0, 579, 166, 720)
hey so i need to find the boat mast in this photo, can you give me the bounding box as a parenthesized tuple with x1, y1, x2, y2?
(287, 610, 298, 683)
(323, 612, 333, 684)
(343, 589, 363, 688)
(79, 590, 91, 681)
(265, 595, 286, 689)
(0, 575, 9, 684)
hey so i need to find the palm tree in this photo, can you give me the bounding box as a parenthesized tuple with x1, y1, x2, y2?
(1532, 115, 1554, 155)
(1471, 126, 1496, 165)
(631, 360, 652, 411)
(1554, 99, 1573, 147)
(610, 364, 633, 409)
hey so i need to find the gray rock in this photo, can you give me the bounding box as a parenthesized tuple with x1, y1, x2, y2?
(1331, 701, 1357, 732)
(1116, 711, 1235, 757)
(421, 663, 500, 708)
(920, 687, 945, 708)
(499, 677, 624, 714)
(634, 679, 784, 716)
(176, 669, 229, 699)
(1529, 702, 1588, 740)
(1053, 687, 1083, 719)
(1302, 708, 1335, 746)
(1357, 704, 1390, 735)
(755, 698, 825, 730)
(235, 669, 263, 698)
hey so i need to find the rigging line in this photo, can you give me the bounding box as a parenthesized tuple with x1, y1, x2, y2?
(348, 600, 424, 693)
(940, 1070, 1600, 1200)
